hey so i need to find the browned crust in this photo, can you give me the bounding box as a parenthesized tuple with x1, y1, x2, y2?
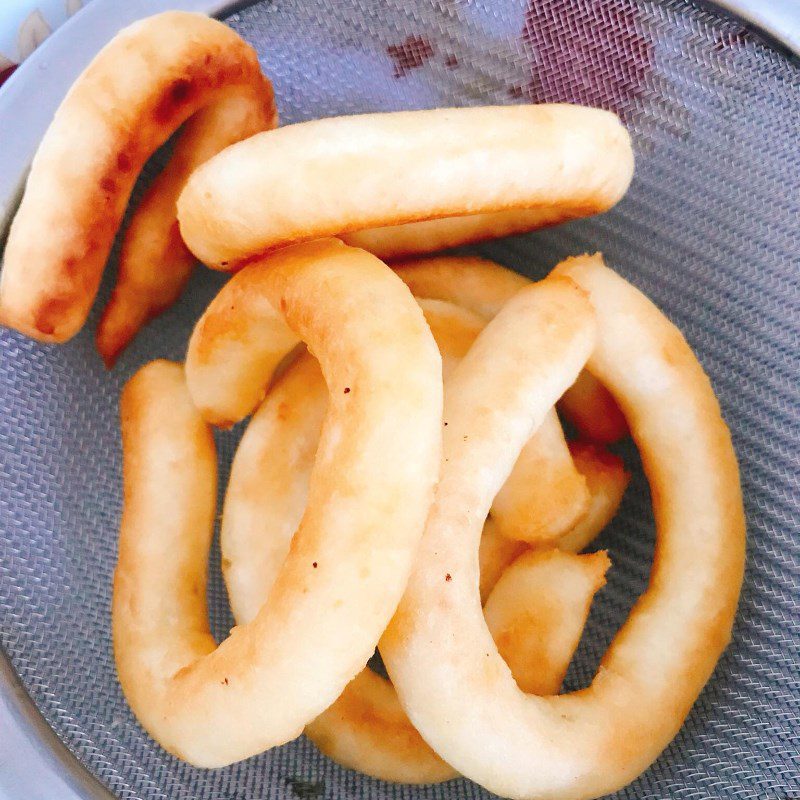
(95, 78, 277, 367)
(0, 12, 272, 343)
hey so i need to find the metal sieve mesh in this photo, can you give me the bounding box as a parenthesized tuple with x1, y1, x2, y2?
(1, 1, 798, 798)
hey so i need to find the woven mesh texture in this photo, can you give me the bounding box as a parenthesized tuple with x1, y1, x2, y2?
(1, 0, 799, 798)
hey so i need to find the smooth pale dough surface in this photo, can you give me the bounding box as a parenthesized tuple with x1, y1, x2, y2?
(0, 11, 272, 343)
(381, 254, 745, 800)
(222, 297, 484, 625)
(177, 105, 634, 268)
(395, 257, 591, 542)
(113, 239, 442, 767)
(306, 549, 608, 784)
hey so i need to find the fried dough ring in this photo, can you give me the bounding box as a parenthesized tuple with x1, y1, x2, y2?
(113, 239, 442, 767)
(222, 298, 482, 625)
(306, 549, 608, 784)
(381, 254, 745, 800)
(222, 295, 604, 783)
(394, 254, 627, 449)
(176, 105, 634, 269)
(0, 11, 273, 343)
(396, 256, 590, 543)
(96, 84, 277, 367)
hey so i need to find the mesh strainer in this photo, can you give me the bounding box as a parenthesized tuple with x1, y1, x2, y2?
(0, 1, 798, 798)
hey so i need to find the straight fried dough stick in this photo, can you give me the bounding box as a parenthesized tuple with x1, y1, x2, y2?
(176, 105, 633, 268)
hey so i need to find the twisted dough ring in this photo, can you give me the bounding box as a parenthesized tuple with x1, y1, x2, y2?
(381, 254, 745, 800)
(0, 11, 275, 344)
(222, 296, 610, 782)
(176, 105, 634, 268)
(113, 239, 442, 766)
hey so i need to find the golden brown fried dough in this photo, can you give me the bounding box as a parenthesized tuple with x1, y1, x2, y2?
(484, 549, 610, 695)
(559, 370, 628, 444)
(223, 295, 603, 783)
(96, 85, 277, 367)
(114, 239, 442, 767)
(557, 441, 631, 554)
(382, 254, 744, 800)
(1, 12, 273, 343)
(396, 256, 591, 543)
(177, 105, 633, 268)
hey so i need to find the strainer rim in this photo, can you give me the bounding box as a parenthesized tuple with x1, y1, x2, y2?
(0, 0, 798, 798)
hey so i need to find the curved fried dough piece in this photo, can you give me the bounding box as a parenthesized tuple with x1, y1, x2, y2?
(344, 208, 575, 261)
(396, 256, 589, 543)
(221, 349, 326, 624)
(478, 517, 527, 605)
(491, 407, 589, 545)
(379, 275, 595, 788)
(394, 255, 529, 317)
(484, 549, 610, 695)
(307, 549, 607, 784)
(0, 11, 271, 343)
(177, 105, 633, 269)
(395, 255, 627, 447)
(222, 298, 482, 624)
(114, 239, 442, 767)
(382, 254, 745, 800)
(222, 296, 596, 783)
(482, 440, 628, 563)
(557, 441, 631, 554)
(96, 86, 277, 367)
(559, 371, 628, 444)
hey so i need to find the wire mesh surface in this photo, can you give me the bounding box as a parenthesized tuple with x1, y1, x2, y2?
(1, 0, 799, 798)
